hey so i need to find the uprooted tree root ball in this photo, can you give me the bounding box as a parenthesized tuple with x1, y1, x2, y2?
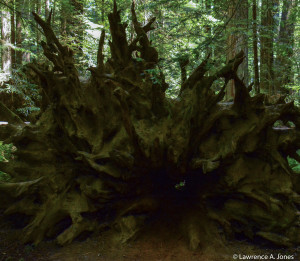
(0, 0, 300, 249)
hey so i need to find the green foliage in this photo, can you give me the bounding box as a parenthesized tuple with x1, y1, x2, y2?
(287, 150, 300, 173)
(175, 180, 186, 190)
(144, 68, 162, 85)
(0, 171, 11, 182)
(17, 106, 40, 118)
(0, 67, 41, 118)
(1, 0, 299, 100)
(273, 120, 284, 127)
(0, 141, 14, 181)
(285, 83, 300, 107)
(0, 142, 14, 162)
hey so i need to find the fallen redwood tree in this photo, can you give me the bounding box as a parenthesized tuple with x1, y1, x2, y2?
(1, 1, 300, 249)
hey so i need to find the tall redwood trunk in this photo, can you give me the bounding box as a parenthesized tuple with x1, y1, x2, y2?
(225, 0, 248, 100)
(69, 0, 84, 53)
(60, 0, 67, 35)
(15, 0, 23, 65)
(260, 0, 279, 94)
(101, 0, 105, 22)
(10, 0, 16, 69)
(1, 8, 11, 74)
(36, 0, 41, 54)
(275, 0, 297, 91)
(252, 0, 259, 93)
(45, 0, 50, 17)
(52, 0, 56, 25)
(22, 0, 32, 62)
(205, 0, 212, 56)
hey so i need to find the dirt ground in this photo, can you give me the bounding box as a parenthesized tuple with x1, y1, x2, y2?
(1, 215, 299, 261)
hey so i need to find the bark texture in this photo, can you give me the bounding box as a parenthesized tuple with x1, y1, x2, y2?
(252, 0, 260, 94)
(225, 0, 248, 100)
(0, 1, 300, 249)
(1, 7, 11, 74)
(275, 0, 297, 91)
(260, 0, 279, 94)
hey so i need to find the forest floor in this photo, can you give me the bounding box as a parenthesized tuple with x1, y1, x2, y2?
(0, 213, 299, 261)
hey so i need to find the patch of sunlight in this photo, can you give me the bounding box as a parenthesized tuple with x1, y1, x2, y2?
(0, 72, 9, 83)
(203, 15, 221, 23)
(83, 17, 104, 39)
(188, 43, 197, 48)
(184, 1, 198, 9)
(83, 17, 103, 29)
(86, 29, 102, 39)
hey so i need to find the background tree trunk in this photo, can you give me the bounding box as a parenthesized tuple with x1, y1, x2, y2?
(275, 0, 297, 92)
(52, 0, 55, 25)
(252, 0, 260, 93)
(225, 0, 248, 100)
(15, 0, 23, 65)
(205, 0, 212, 56)
(1, 7, 11, 74)
(60, 0, 67, 36)
(45, 0, 50, 18)
(21, 0, 31, 62)
(36, 0, 41, 54)
(260, 0, 279, 94)
(10, 0, 16, 69)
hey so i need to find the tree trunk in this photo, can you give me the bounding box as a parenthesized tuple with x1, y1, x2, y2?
(22, 0, 32, 62)
(205, 0, 212, 56)
(225, 0, 248, 100)
(69, 0, 84, 54)
(260, 0, 279, 94)
(252, 0, 259, 94)
(1, 8, 12, 75)
(101, 0, 105, 22)
(0, 1, 300, 249)
(16, 0, 23, 65)
(10, 0, 16, 69)
(275, 0, 297, 91)
(60, 0, 67, 36)
(52, 0, 56, 25)
(45, 0, 50, 18)
(60, 0, 84, 55)
(36, 0, 41, 54)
